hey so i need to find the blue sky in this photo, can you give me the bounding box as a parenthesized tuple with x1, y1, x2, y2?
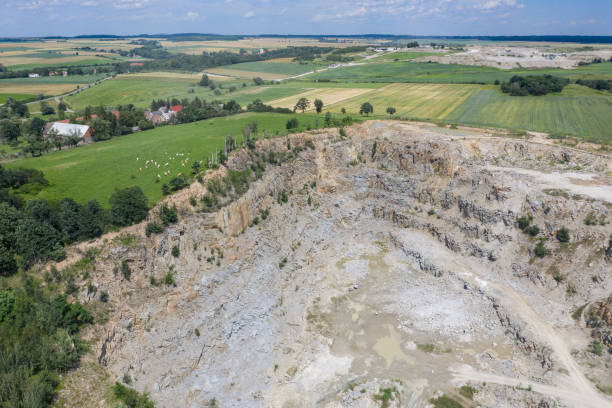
(1, 0, 610, 37)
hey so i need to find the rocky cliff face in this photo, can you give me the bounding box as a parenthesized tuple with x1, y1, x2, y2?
(60, 121, 611, 408)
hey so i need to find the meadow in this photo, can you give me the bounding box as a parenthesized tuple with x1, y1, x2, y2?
(0, 93, 32, 103)
(5, 112, 319, 206)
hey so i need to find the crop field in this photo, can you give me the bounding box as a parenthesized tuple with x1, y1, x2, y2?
(208, 61, 325, 79)
(0, 74, 108, 100)
(0, 82, 88, 98)
(310, 61, 612, 84)
(0, 74, 109, 84)
(5, 113, 319, 206)
(325, 82, 612, 143)
(323, 83, 479, 118)
(269, 87, 377, 110)
(444, 85, 612, 143)
(0, 39, 130, 70)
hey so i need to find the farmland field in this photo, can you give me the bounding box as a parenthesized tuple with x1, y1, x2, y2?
(323, 83, 479, 118)
(0, 93, 32, 103)
(443, 85, 612, 143)
(64, 74, 211, 109)
(0, 82, 86, 98)
(208, 61, 325, 79)
(309, 61, 612, 84)
(325, 83, 612, 143)
(268, 87, 377, 110)
(366, 51, 444, 62)
(5, 112, 319, 206)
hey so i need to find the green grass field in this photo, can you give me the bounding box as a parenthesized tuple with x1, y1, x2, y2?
(444, 85, 612, 143)
(366, 51, 443, 62)
(216, 61, 324, 76)
(65, 74, 211, 109)
(0, 93, 32, 103)
(5, 113, 319, 206)
(310, 61, 612, 84)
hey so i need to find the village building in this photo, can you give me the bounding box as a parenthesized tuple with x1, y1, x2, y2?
(43, 122, 94, 143)
(28, 73, 40, 78)
(144, 105, 182, 124)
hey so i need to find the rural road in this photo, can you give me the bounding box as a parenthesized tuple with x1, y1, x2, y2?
(396, 229, 612, 408)
(25, 75, 113, 107)
(453, 261, 612, 408)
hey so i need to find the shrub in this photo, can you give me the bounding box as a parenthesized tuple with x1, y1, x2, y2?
(164, 272, 175, 286)
(171, 245, 180, 257)
(286, 118, 299, 130)
(534, 240, 549, 257)
(557, 227, 570, 243)
(145, 221, 163, 237)
(517, 215, 532, 231)
(587, 340, 603, 356)
(525, 225, 540, 236)
(279, 257, 287, 268)
(429, 395, 463, 408)
(277, 190, 289, 204)
(100, 291, 109, 302)
(113, 382, 155, 408)
(459, 385, 477, 400)
(121, 260, 131, 281)
(159, 204, 178, 226)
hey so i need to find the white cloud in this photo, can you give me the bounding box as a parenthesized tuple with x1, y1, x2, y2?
(113, 0, 150, 9)
(183, 11, 198, 20)
(312, 0, 525, 21)
(243, 10, 254, 18)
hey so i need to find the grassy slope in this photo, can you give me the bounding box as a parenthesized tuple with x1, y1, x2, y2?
(5, 112, 318, 206)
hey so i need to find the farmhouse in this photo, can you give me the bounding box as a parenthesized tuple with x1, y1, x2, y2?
(28, 73, 40, 78)
(43, 122, 94, 143)
(145, 105, 182, 124)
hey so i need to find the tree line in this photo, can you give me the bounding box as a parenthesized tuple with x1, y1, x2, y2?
(0, 164, 150, 274)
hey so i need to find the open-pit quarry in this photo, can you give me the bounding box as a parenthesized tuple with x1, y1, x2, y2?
(59, 121, 612, 408)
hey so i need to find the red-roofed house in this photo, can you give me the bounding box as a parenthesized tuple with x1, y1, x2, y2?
(170, 105, 183, 113)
